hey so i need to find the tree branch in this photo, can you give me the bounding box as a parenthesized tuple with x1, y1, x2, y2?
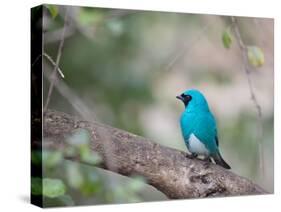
(231, 17, 264, 178)
(44, 8, 69, 111)
(43, 110, 267, 199)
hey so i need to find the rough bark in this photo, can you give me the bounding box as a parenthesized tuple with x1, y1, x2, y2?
(43, 110, 267, 199)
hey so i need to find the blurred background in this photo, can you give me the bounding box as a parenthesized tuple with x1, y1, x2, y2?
(38, 4, 273, 206)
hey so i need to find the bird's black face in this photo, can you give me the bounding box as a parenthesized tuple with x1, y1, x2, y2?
(176, 93, 192, 107)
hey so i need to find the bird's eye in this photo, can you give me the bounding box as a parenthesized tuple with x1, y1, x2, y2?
(181, 93, 192, 101)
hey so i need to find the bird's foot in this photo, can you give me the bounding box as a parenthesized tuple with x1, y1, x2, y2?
(200, 157, 213, 168)
(201, 157, 212, 162)
(185, 152, 198, 159)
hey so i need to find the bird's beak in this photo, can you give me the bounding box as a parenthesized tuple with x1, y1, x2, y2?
(176, 95, 183, 101)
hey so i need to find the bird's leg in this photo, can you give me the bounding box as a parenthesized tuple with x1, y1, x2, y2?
(185, 152, 198, 159)
(192, 153, 198, 158)
(201, 156, 212, 162)
(200, 156, 212, 169)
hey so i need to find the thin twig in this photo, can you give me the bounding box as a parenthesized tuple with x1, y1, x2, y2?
(32, 53, 65, 78)
(44, 9, 139, 43)
(44, 8, 69, 111)
(43, 64, 119, 175)
(43, 53, 65, 78)
(231, 16, 264, 178)
(43, 6, 121, 176)
(44, 25, 75, 44)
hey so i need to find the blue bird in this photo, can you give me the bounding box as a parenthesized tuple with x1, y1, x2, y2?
(176, 89, 231, 169)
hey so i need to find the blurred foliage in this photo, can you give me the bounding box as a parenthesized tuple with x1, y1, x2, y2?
(221, 22, 265, 67)
(43, 150, 63, 168)
(31, 177, 42, 196)
(190, 67, 232, 85)
(43, 178, 66, 198)
(78, 7, 105, 25)
(39, 4, 274, 206)
(247, 46, 265, 67)
(44, 4, 58, 19)
(105, 176, 147, 203)
(219, 112, 274, 193)
(32, 128, 147, 206)
(222, 27, 233, 49)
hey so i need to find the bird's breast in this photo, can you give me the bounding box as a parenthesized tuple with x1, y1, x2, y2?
(188, 133, 210, 156)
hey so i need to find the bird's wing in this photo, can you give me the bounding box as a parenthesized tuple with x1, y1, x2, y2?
(215, 135, 219, 147)
(192, 113, 218, 154)
(180, 113, 195, 141)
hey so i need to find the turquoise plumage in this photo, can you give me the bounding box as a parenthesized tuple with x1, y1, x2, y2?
(176, 89, 231, 169)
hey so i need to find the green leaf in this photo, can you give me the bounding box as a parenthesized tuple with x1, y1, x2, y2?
(222, 28, 233, 49)
(78, 8, 104, 25)
(79, 144, 102, 165)
(247, 46, 265, 67)
(45, 5, 58, 19)
(66, 128, 91, 146)
(66, 163, 83, 189)
(80, 180, 101, 196)
(43, 150, 63, 168)
(80, 171, 102, 196)
(128, 176, 146, 192)
(43, 178, 66, 198)
(31, 177, 42, 195)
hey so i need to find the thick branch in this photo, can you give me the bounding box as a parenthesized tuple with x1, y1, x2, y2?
(43, 110, 267, 199)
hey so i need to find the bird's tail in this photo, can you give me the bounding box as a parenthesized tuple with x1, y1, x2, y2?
(212, 152, 231, 169)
